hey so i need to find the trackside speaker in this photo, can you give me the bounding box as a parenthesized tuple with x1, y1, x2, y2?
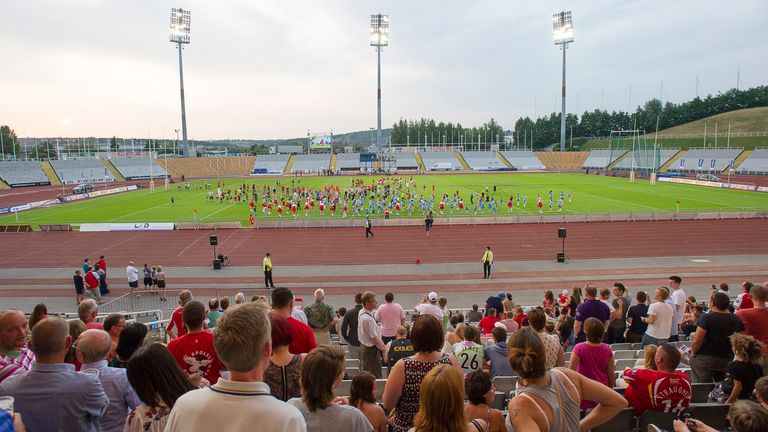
(210, 235, 218, 246)
(557, 252, 566, 263)
(558, 228, 567, 238)
(212, 259, 222, 270)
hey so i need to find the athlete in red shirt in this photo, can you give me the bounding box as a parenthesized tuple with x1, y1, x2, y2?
(167, 300, 225, 385)
(622, 343, 691, 415)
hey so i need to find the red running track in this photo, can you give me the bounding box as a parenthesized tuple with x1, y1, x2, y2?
(0, 219, 766, 269)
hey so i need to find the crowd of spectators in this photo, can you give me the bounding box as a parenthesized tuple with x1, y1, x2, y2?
(1, 276, 768, 431)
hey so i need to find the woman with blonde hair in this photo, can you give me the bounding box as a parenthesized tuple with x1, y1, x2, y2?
(411, 364, 486, 432)
(442, 322, 465, 353)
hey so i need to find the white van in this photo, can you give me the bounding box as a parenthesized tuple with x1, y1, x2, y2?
(431, 162, 453, 171)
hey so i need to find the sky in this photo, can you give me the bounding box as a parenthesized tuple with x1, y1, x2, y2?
(0, 0, 765, 140)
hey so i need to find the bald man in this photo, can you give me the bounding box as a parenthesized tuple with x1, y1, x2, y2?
(0, 310, 34, 383)
(0, 316, 107, 432)
(304, 288, 337, 345)
(77, 329, 140, 432)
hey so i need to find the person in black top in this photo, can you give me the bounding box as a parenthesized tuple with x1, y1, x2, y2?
(720, 333, 765, 403)
(73, 269, 85, 305)
(690, 292, 745, 382)
(365, 217, 374, 238)
(341, 293, 364, 360)
(425, 211, 434, 237)
(625, 291, 649, 343)
(384, 326, 414, 369)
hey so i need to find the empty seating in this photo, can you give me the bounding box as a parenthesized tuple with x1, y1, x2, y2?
(691, 383, 716, 403)
(612, 149, 679, 170)
(500, 150, 546, 170)
(336, 153, 361, 172)
(110, 158, 169, 179)
(491, 376, 518, 395)
(611, 343, 632, 351)
(667, 149, 742, 172)
(291, 154, 331, 173)
(385, 152, 418, 171)
(637, 410, 677, 431)
(460, 151, 506, 171)
(582, 149, 627, 169)
(614, 359, 637, 370)
(686, 403, 730, 430)
(250, 154, 289, 175)
(163, 156, 256, 178)
(0, 161, 50, 186)
(735, 149, 768, 174)
(534, 151, 589, 170)
(591, 407, 635, 432)
(612, 350, 636, 360)
(50, 159, 114, 184)
(420, 151, 459, 171)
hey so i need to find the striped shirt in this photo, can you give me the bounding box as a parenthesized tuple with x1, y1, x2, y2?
(0, 348, 35, 383)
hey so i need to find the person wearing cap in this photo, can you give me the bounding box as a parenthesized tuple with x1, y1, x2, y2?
(485, 293, 505, 317)
(125, 262, 139, 293)
(482, 246, 494, 279)
(413, 292, 444, 320)
(263, 253, 274, 288)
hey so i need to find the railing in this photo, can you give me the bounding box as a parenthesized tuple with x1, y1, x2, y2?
(100, 289, 273, 314)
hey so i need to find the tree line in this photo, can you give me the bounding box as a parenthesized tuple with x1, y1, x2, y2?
(390, 118, 506, 147)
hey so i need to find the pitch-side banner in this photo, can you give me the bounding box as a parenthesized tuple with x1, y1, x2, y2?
(80, 223, 175, 232)
(309, 135, 332, 149)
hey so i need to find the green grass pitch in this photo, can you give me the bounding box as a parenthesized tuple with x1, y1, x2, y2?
(3, 173, 767, 226)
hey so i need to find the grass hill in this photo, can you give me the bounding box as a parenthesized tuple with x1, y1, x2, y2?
(657, 107, 768, 136)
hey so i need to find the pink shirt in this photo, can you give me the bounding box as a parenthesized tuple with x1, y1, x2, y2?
(374, 302, 405, 338)
(85, 321, 103, 330)
(572, 342, 613, 409)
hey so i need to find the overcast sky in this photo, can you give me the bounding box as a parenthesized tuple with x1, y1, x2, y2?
(1, 0, 765, 140)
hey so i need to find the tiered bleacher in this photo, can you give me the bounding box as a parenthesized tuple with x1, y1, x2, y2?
(335, 153, 361, 173)
(612, 149, 679, 170)
(668, 149, 742, 172)
(291, 153, 331, 174)
(460, 151, 506, 171)
(420, 151, 459, 171)
(50, 159, 114, 184)
(388, 151, 419, 171)
(734, 149, 768, 174)
(251, 154, 290, 175)
(582, 149, 627, 169)
(500, 150, 546, 170)
(110, 158, 169, 180)
(0, 161, 50, 187)
(534, 151, 589, 170)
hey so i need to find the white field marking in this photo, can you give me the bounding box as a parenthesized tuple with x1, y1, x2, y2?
(111, 189, 202, 221)
(690, 259, 711, 263)
(577, 191, 658, 210)
(176, 233, 211, 257)
(200, 203, 237, 221)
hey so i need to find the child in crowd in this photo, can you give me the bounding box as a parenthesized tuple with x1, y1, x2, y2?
(569, 317, 614, 409)
(709, 333, 765, 404)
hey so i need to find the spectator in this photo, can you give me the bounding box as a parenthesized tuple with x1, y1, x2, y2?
(376, 292, 405, 344)
(76, 329, 141, 432)
(291, 297, 309, 324)
(265, 314, 304, 402)
(82, 257, 91, 273)
(681, 305, 704, 337)
(165, 302, 306, 431)
(412, 364, 486, 432)
(155, 266, 166, 301)
(334, 307, 346, 339)
(478, 308, 500, 335)
(666, 284, 681, 342)
(78, 299, 102, 330)
(413, 292, 444, 320)
(442, 321, 465, 353)
(234, 292, 246, 305)
(625, 291, 649, 343)
(484, 326, 514, 379)
(466, 304, 483, 323)
(755, 376, 768, 411)
(73, 269, 85, 305)
(84, 266, 102, 302)
(207, 298, 222, 329)
(167, 300, 225, 385)
(608, 283, 630, 343)
(126, 261, 139, 293)
(341, 293, 363, 359)
(27, 303, 48, 330)
(528, 308, 565, 370)
(542, 290, 556, 318)
(573, 284, 610, 344)
(0, 310, 34, 383)
(453, 325, 484, 374)
(219, 296, 230, 312)
(669, 275, 686, 323)
(350, 372, 387, 432)
(641, 287, 673, 347)
(95, 264, 109, 297)
(634, 344, 658, 370)
(0, 316, 107, 432)
(622, 342, 691, 415)
(711, 333, 764, 404)
(569, 318, 615, 409)
(358, 291, 387, 378)
(271, 288, 316, 355)
(166, 290, 193, 339)
(673, 400, 768, 432)
(438, 297, 452, 331)
(464, 370, 505, 432)
(383, 314, 461, 432)
(304, 289, 336, 345)
(599, 287, 617, 316)
(691, 292, 745, 382)
(735, 282, 755, 310)
(102, 313, 125, 361)
(569, 286, 583, 317)
(506, 328, 627, 431)
(512, 306, 528, 328)
(108, 322, 148, 369)
(503, 293, 514, 316)
(484, 292, 504, 317)
(288, 345, 372, 431)
(736, 284, 768, 371)
(124, 343, 196, 432)
(65, 320, 86, 369)
(384, 326, 414, 369)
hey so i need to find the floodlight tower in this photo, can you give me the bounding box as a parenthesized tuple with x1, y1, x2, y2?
(170, 8, 191, 157)
(370, 14, 389, 149)
(552, 11, 574, 152)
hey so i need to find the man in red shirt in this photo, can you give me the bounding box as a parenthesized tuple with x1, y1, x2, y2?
(167, 300, 224, 385)
(271, 288, 316, 354)
(736, 284, 768, 359)
(479, 308, 501, 335)
(622, 343, 691, 415)
(512, 307, 528, 328)
(736, 282, 755, 310)
(167, 290, 193, 340)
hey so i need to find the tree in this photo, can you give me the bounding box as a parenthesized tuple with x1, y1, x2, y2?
(0, 125, 19, 160)
(110, 136, 119, 151)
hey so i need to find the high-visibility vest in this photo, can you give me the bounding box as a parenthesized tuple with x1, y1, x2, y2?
(483, 250, 493, 263)
(263, 257, 272, 271)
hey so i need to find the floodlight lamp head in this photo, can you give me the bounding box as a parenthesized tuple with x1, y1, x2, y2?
(170, 8, 191, 44)
(370, 14, 389, 47)
(552, 10, 574, 45)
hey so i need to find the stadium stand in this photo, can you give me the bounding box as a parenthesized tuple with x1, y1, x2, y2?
(460, 151, 507, 171)
(110, 158, 170, 180)
(335, 153, 361, 173)
(734, 149, 768, 174)
(250, 154, 290, 175)
(667, 148, 742, 172)
(582, 149, 627, 169)
(611, 149, 679, 170)
(290, 153, 331, 174)
(420, 151, 459, 171)
(0, 161, 51, 187)
(499, 150, 546, 170)
(50, 159, 115, 184)
(386, 151, 419, 172)
(534, 151, 589, 170)
(164, 156, 256, 178)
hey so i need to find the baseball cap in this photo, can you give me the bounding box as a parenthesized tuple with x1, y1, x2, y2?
(497, 292, 506, 299)
(294, 297, 303, 302)
(427, 292, 438, 302)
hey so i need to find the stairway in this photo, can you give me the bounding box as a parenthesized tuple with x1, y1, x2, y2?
(414, 153, 426, 172)
(0, 179, 9, 189)
(607, 150, 633, 169)
(283, 154, 297, 174)
(660, 149, 685, 172)
(496, 152, 514, 168)
(454, 152, 470, 170)
(728, 150, 752, 173)
(329, 154, 337, 172)
(102, 159, 126, 181)
(40, 161, 62, 185)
